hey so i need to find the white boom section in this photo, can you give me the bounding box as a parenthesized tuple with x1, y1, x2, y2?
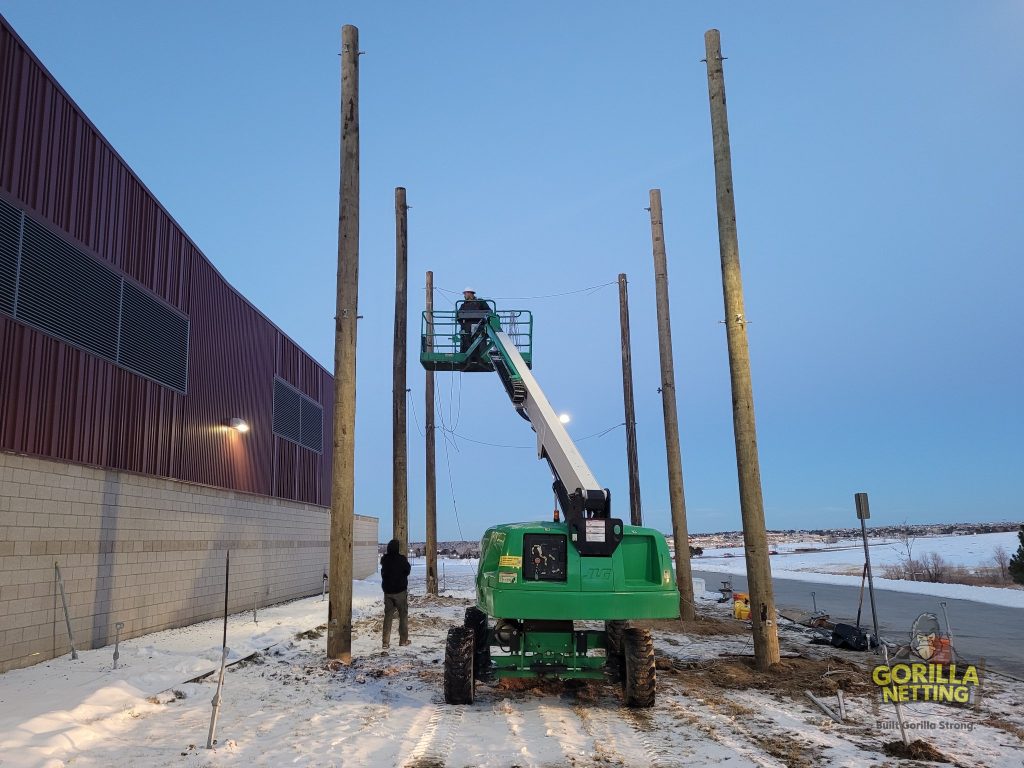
(492, 330, 602, 495)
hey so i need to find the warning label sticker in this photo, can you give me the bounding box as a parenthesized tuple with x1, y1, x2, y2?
(585, 520, 606, 543)
(498, 555, 522, 568)
(498, 571, 517, 584)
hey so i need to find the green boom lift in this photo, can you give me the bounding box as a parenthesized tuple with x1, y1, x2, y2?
(421, 299, 680, 707)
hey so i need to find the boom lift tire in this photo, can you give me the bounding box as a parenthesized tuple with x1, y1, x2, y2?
(464, 607, 491, 680)
(622, 628, 656, 708)
(444, 626, 476, 704)
(605, 620, 628, 680)
(605, 620, 628, 657)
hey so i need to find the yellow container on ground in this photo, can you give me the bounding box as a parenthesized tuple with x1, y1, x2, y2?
(733, 591, 750, 620)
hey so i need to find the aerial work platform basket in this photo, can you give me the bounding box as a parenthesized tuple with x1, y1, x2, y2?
(420, 300, 533, 372)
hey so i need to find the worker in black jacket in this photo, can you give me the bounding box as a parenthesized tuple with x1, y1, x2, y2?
(380, 539, 412, 648)
(458, 287, 489, 352)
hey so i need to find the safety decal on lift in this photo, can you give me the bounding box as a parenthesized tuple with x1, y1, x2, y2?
(585, 520, 606, 543)
(498, 571, 518, 584)
(498, 555, 522, 568)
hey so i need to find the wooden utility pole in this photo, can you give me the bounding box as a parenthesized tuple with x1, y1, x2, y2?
(393, 187, 409, 554)
(648, 190, 695, 622)
(328, 23, 359, 663)
(617, 273, 642, 527)
(424, 271, 438, 595)
(704, 28, 780, 670)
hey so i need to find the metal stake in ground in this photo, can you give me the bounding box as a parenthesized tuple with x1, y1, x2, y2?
(855, 492, 881, 648)
(882, 644, 910, 746)
(618, 273, 642, 527)
(54, 562, 78, 660)
(113, 621, 124, 669)
(206, 551, 230, 750)
(648, 189, 695, 621)
(328, 23, 360, 663)
(855, 564, 868, 630)
(703, 29, 780, 669)
(939, 601, 954, 657)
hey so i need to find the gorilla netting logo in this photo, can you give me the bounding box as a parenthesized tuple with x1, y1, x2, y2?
(871, 612, 982, 706)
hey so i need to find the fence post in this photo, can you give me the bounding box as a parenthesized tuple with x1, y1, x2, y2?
(54, 562, 78, 660)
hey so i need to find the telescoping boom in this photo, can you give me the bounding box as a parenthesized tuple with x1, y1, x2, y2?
(422, 302, 621, 555)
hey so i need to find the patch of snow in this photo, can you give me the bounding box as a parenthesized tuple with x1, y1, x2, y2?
(695, 532, 1024, 608)
(1, 556, 1021, 768)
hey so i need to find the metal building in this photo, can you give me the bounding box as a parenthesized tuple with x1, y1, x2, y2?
(0, 14, 377, 672)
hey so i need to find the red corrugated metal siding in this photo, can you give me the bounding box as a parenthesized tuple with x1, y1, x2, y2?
(0, 15, 332, 506)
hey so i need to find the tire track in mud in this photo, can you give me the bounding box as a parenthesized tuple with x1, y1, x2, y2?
(678, 688, 842, 768)
(524, 700, 583, 767)
(402, 702, 464, 768)
(492, 696, 537, 766)
(574, 703, 672, 768)
(661, 695, 787, 768)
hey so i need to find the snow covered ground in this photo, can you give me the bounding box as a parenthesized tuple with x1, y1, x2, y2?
(1, 557, 1022, 767)
(696, 532, 1024, 608)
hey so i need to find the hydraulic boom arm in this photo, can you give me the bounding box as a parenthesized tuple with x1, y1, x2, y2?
(486, 324, 610, 520)
(422, 304, 624, 555)
(476, 315, 622, 555)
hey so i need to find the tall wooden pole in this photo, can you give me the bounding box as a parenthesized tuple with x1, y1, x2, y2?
(328, 23, 359, 663)
(393, 188, 409, 554)
(648, 190, 695, 622)
(704, 28, 780, 669)
(424, 271, 438, 595)
(617, 273, 642, 527)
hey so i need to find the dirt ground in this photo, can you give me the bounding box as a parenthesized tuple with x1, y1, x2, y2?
(633, 614, 751, 636)
(670, 654, 874, 698)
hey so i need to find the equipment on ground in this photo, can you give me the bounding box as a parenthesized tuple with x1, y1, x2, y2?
(830, 622, 873, 652)
(421, 300, 680, 707)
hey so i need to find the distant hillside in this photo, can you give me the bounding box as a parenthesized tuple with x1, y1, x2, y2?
(383, 521, 1020, 558)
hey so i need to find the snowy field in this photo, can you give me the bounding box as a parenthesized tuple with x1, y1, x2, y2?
(1, 557, 1022, 767)
(696, 531, 1024, 608)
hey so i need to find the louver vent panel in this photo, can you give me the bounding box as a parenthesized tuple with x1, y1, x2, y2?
(273, 379, 301, 442)
(0, 197, 19, 315)
(273, 377, 323, 453)
(119, 282, 190, 393)
(4, 200, 190, 392)
(18, 217, 120, 360)
(300, 397, 323, 453)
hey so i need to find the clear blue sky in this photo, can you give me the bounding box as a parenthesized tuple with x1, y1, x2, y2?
(3, 2, 1022, 539)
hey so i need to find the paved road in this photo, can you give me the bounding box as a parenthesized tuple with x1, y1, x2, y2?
(693, 569, 1024, 678)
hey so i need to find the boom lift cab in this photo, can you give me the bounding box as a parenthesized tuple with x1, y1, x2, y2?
(421, 300, 680, 707)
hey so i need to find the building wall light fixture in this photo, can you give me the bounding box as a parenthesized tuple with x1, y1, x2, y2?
(228, 418, 250, 433)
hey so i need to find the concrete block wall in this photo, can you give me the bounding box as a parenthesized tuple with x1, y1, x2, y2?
(353, 515, 379, 580)
(0, 451, 378, 673)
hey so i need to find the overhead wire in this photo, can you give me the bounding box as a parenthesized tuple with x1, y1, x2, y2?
(407, 389, 424, 437)
(452, 370, 463, 430)
(433, 364, 465, 541)
(439, 406, 466, 541)
(419, 281, 618, 541)
(436, 421, 626, 450)
(408, 387, 464, 540)
(434, 280, 616, 301)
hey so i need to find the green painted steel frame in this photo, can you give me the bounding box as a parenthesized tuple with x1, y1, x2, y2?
(420, 304, 533, 371)
(488, 629, 610, 680)
(477, 521, 680, 622)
